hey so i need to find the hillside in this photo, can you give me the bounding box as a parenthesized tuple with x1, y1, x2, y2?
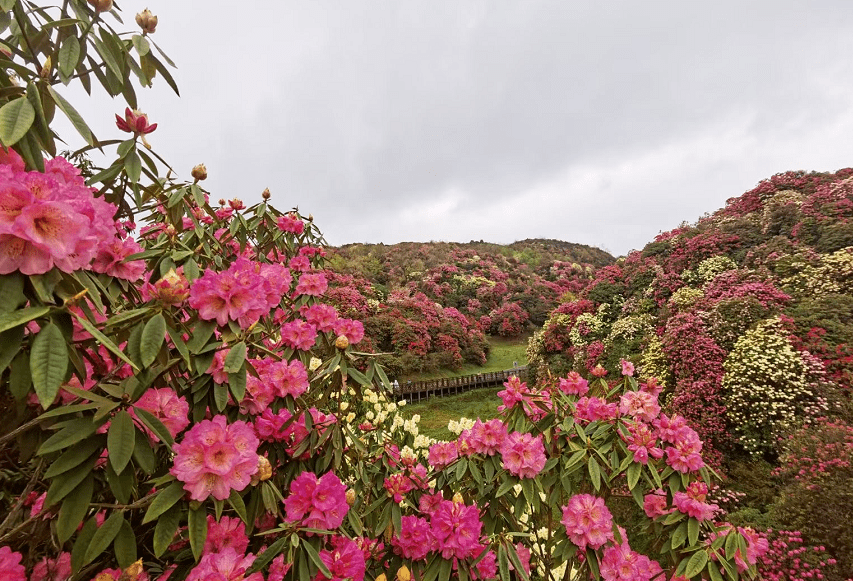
(322, 239, 614, 376)
(527, 168, 853, 578)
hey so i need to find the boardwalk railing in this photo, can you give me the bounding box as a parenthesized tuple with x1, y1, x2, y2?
(393, 366, 528, 404)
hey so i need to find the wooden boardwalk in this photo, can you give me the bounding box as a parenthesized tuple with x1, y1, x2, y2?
(393, 366, 528, 404)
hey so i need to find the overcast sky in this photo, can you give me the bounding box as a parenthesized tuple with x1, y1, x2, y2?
(60, 1, 853, 256)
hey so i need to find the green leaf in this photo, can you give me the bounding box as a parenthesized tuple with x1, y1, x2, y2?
(45, 435, 105, 478)
(627, 462, 641, 490)
(107, 410, 135, 474)
(144, 481, 186, 525)
(132, 428, 156, 474)
(71, 517, 98, 572)
(188, 321, 217, 354)
(131, 34, 150, 56)
(685, 550, 709, 579)
(56, 473, 93, 543)
(724, 532, 738, 563)
(114, 520, 137, 568)
(708, 560, 724, 581)
(223, 341, 246, 373)
(0, 97, 35, 147)
(302, 540, 332, 579)
(506, 542, 530, 581)
(8, 350, 31, 402)
(140, 313, 166, 367)
(72, 310, 139, 371)
(189, 505, 208, 561)
(228, 489, 248, 524)
(688, 517, 700, 547)
(58, 35, 80, 78)
(497, 544, 510, 581)
(30, 322, 68, 408)
(84, 512, 125, 565)
(672, 521, 688, 549)
(153, 505, 181, 557)
(134, 407, 174, 448)
(228, 364, 246, 402)
(0, 272, 25, 312)
(39, 417, 102, 455)
(0, 326, 22, 374)
(438, 557, 452, 581)
(588, 456, 601, 491)
(47, 85, 94, 146)
(0, 305, 50, 333)
(124, 150, 141, 183)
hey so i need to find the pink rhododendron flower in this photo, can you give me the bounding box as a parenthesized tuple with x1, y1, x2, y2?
(284, 471, 349, 530)
(276, 213, 304, 235)
(419, 492, 444, 516)
(301, 304, 338, 333)
(294, 272, 327, 296)
(559, 371, 590, 396)
(203, 515, 249, 556)
(643, 489, 670, 519)
(288, 255, 311, 271)
(383, 473, 414, 503)
(333, 318, 364, 345)
(624, 423, 664, 465)
(619, 391, 661, 423)
(500, 432, 547, 479)
(186, 548, 262, 581)
(0, 546, 26, 581)
(268, 555, 291, 581)
(600, 536, 664, 581)
(465, 418, 507, 456)
(497, 375, 529, 410)
(561, 494, 614, 550)
(279, 319, 318, 351)
(472, 548, 498, 580)
(206, 350, 229, 385)
(132, 387, 189, 441)
(621, 359, 635, 376)
(673, 482, 719, 521)
(91, 236, 145, 280)
(575, 396, 618, 423)
(429, 499, 483, 560)
(663, 426, 705, 473)
(428, 442, 459, 469)
(392, 516, 435, 560)
(30, 552, 72, 581)
(317, 536, 366, 581)
(591, 364, 608, 377)
(171, 416, 259, 501)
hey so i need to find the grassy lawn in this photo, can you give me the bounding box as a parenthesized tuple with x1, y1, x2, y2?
(398, 333, 532, 382)
(400, 387, 502, 441)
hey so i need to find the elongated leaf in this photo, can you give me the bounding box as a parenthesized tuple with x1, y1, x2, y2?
(627, 462, 641, 490)
(47, 85, 93, 146)
(189, 505, 207, 561)
(57, 473, 94, 543)
(0, 97, 34, 146)
(228, 489, 248, 524)
(58, 35, 80, 78)
(72, 310, 139, 371)
(134, 407, 174, 448)
(71, 518, 98, 572)
(45, 455, 96, 506)
(45, 435, 105, 478)
(30, 322, 68, 408)
(153, 506, 181, 557)
(506, 543, 530, 581)
(107, 410, 135, 474)
(228, 365, 246, 402)
(302, 541, 332, 579)
(140, 313, 166, 367)
(688, 517, 700, 547)
(246, 537, 288, 574)
(84, 512, 124, 565)
(672, 521, 688, 549)
(132, 428, 156, 474)
(0, 326, 23, 373)
(39, 417, 101, 455)
(9, 350, 31, 402)
(131, 34, 150, 56)
(114, 521, 137, 568)
(143, 481, 186, 524)
(0, 305, 50, 333)
(685, 550, 709, 579)
(223, 342, 246, 373)
(187, 321, 216, 353)
(588, 456, 601, 491)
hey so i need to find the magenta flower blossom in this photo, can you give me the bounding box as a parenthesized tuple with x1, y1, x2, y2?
(624, 423, 664, 465)
(392, 516, 435, 561)
(643, 489, 670, 519)
(91, 236, 145, 280)
(428, 442, 459, 469)
(294, 272, 328, 296)
(620, 359, 635, 376)
(559, 371, 590, 396)
(464, 418, 507, 456)
(383, 473, 414, 503)
(561, 494, 615, 550)
(203, 515, 249, 556)
(30, 552, 72, 581)
(186, 548, 262, 581)
(333, 318, 364, 344)
(619, 391, 661, 423)
(317, 536, 366, 581)
(0, 546, 26, 581)
(284, 471, 349, 530)
(500, 432, 547, 479)
(429, 499, 483, 560)
(673, 482, 719, 521)
(276, 213, 304, 235)
(301, 304, 339, 332)
(575, 396, 619, 423)
(131, 387, 189, 441)
(497, 375, 529, 410)
(279, 319, 318, 351)
(171, 416, 259, 501)
(600, 536, 663, 581)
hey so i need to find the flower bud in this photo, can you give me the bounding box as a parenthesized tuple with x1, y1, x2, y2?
(121, 560, 145, 581)
(87, 0, 113, 12)
(346, 489, 356, 506)
(375, 575, 387, 581)
(191, 163, 207, 181)
(153, 268, 190, 305)
(396, 566, 411, 581)
(335, 335, 349, 350)
(262, 188, 271, 200)
(452, 491, 464, 505)
(256, 455, 272, 481)
(135, 8, 158, 34)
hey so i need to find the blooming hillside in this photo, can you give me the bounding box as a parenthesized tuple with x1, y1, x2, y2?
(528, 169, 853, 579)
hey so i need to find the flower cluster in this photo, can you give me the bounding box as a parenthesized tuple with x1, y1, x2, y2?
(283, 471, 349, 530)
